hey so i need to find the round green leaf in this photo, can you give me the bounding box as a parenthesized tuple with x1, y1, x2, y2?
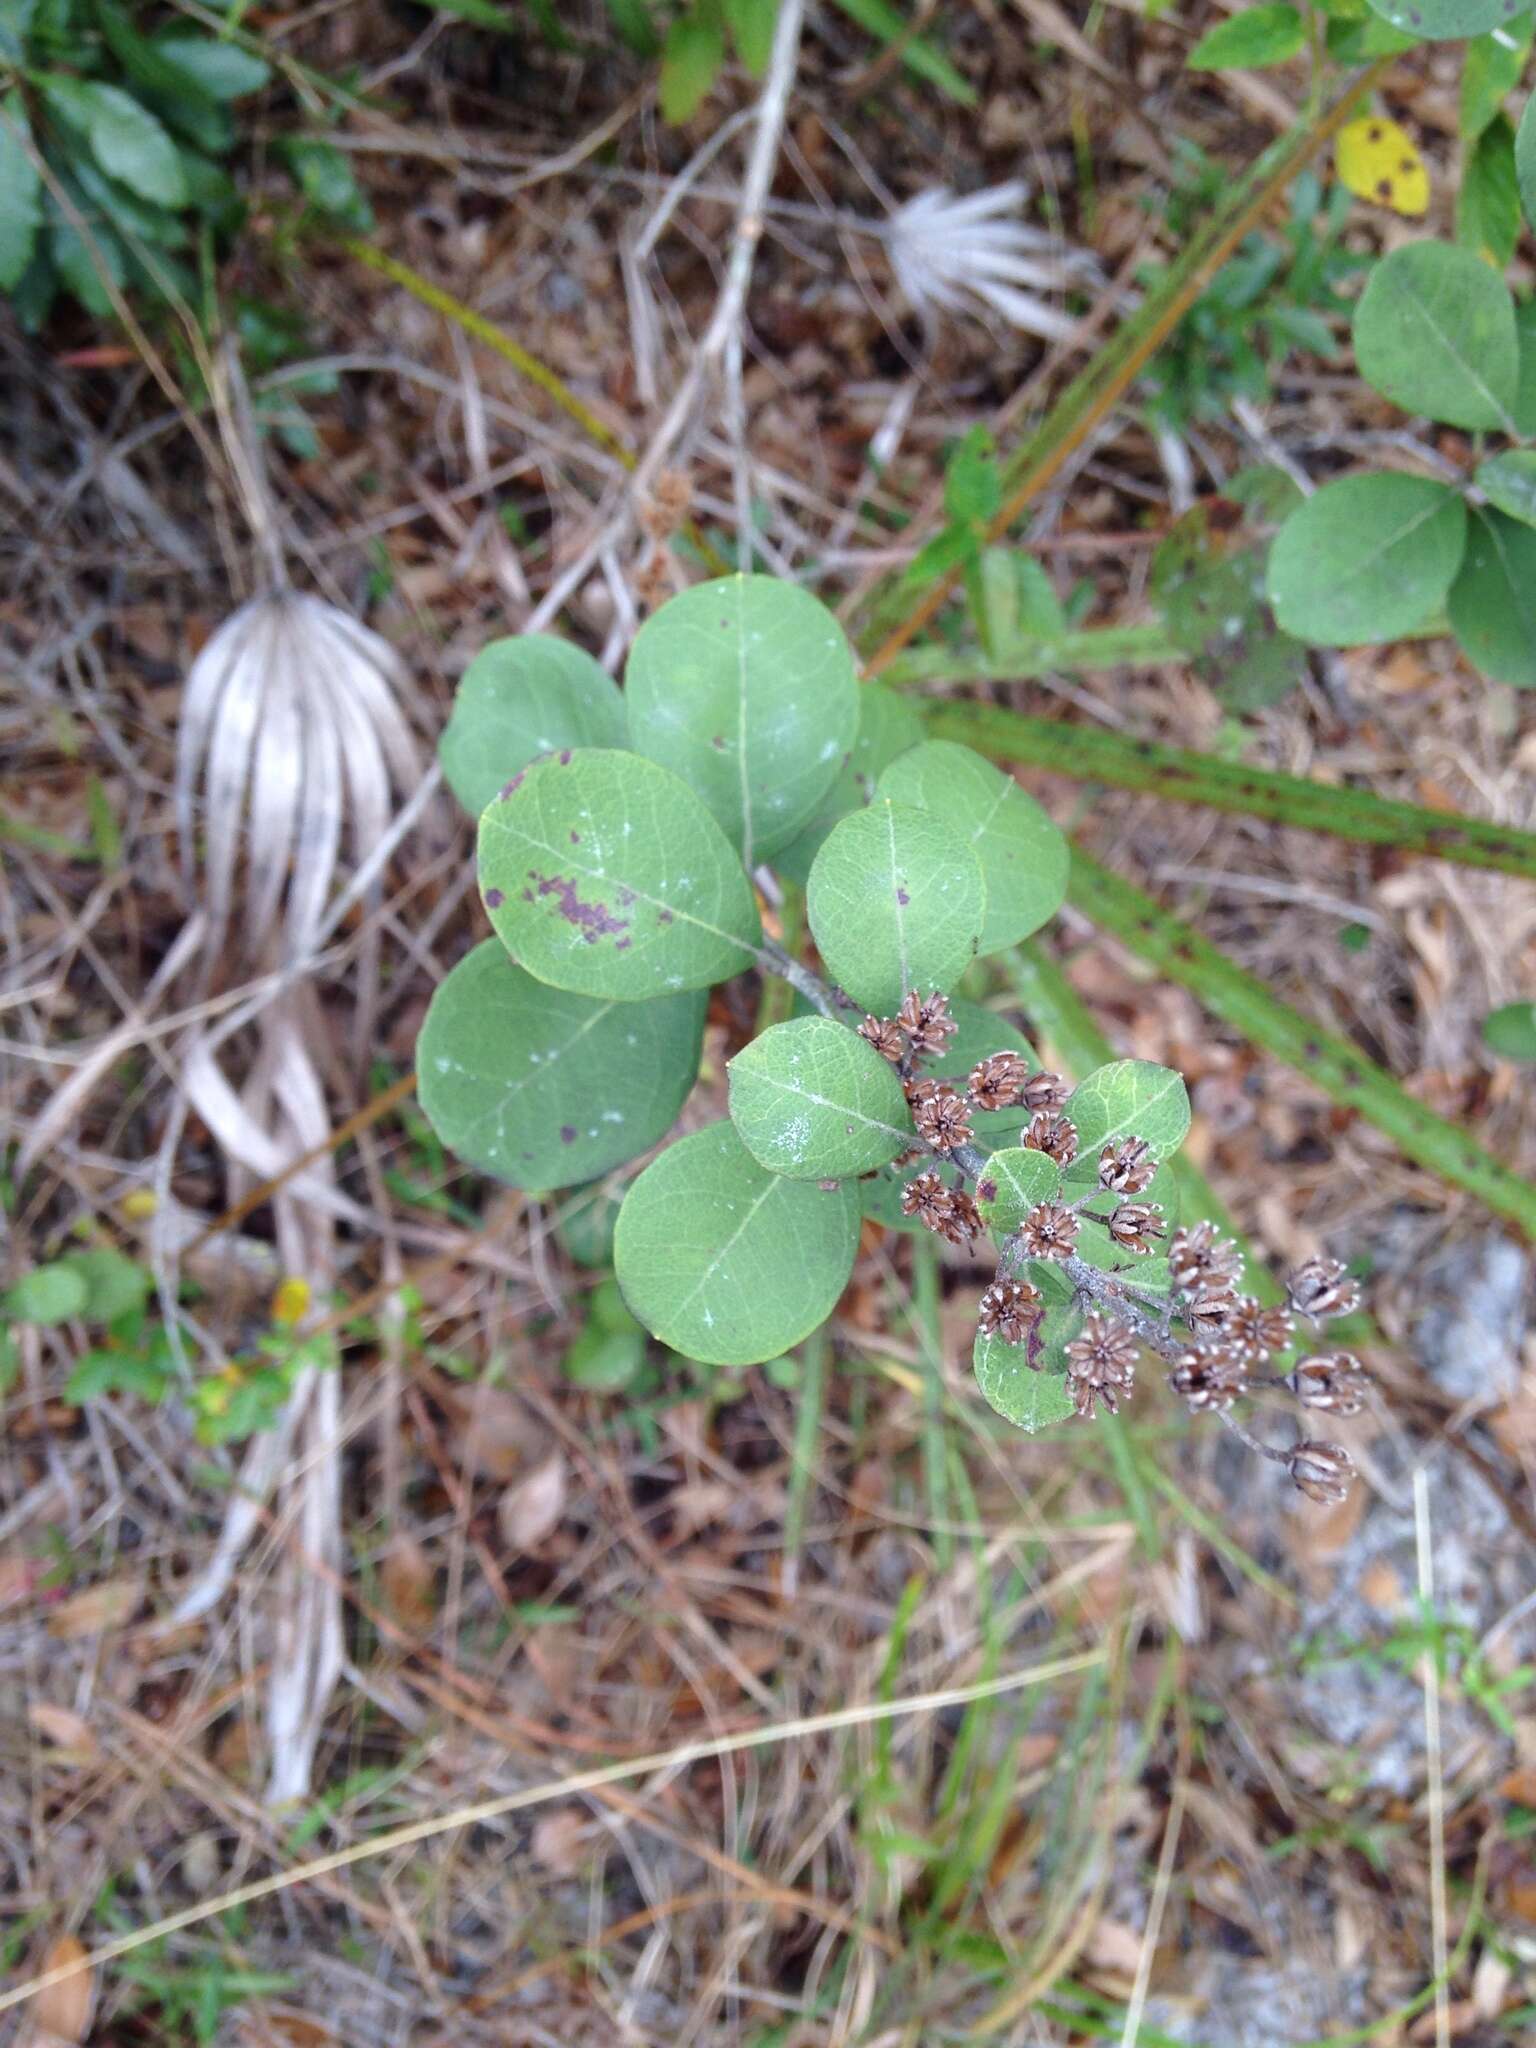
(1520, 92, 1536, 232)
(773, 683, 925, 885)
(1266, 474, 1467, 646)
(57, 1248, 150, 1324)
(1061, 1059, 1191, 1171)
(83, 83, 187, 207)
(1366, 0, 1521, 39)
(974, 1147, 1062, 1237)
(1187, 5, 1305, 69)
(478, 748, 761, 998)
(625, 574, 859, 864)
(3, 1264, 89, 1325)
(1516, 297, 1536, 437)
(418, 940, 705, 1188)
(1352, 242, 1518, 430)
(727, 1016, 914, 1179)
(875, 740, 1068, 953)
(1475, 449, 1536, 528)
(806, 800, 985, 1014)
(1483, 1000, 1536, 1059)
(974, 1328, 1076, 1433)
(615, 1122, 861, 1365)
(562, 1321, 646, 1389)
(155, 34, 272, 99)
(439, 635, 626, 819)
(1448, 507, 1536, 686)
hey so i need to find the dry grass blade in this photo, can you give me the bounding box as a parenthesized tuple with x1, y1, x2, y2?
(0, 1649, 1104, 2023)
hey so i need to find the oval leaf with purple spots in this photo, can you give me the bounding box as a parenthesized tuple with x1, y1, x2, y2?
(439, 634, 626, 820)
(625, 574, 859, 865)
(615, 1121, 861, 1365)
(478, 748, 762, 999)
(727, 1016, 914, 1179)
(806, 799, 985, 1014)
(418, 940, 706, 1189)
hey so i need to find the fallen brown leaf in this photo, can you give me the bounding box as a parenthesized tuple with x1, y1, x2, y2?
(47, 1578, 142, 1640)
(27, 1703, 100, 1762)
(498, 1454, 567, 1551)
(380, 1535, 437, 1634)
(34, 1935, 94, 2043)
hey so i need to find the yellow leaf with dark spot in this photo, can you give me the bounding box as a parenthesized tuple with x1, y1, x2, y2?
(1336, 116, 1429, 217)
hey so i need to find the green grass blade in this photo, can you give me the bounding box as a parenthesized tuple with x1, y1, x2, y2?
(925, 702, 1536, 883)
(826, 0, 977, 104)
(909, 1235, 954, 1571)
(782, 1323, 828, 1598)
(881, 627, 1182, 687)
(1066, 851, 1536, 1241)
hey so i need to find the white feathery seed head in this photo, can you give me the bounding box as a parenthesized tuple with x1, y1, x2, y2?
(885, 180, 1099, 343)
(176, 589, 419, 965)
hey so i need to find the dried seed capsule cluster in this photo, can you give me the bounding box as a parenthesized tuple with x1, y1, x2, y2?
(1161, 1224, 1369, 1503)
(869, 989, 1066, 1250)
(866, 997, 1370, 1509)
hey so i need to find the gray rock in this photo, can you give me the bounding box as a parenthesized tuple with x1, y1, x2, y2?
(1413, 1231, 1530, 1404)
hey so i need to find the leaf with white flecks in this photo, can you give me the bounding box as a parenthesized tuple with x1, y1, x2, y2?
(615, 1122, 860, 1365)
(626, 574, 858, 864)
(876, 740, 1068, 952)
(439, 635, 626, 819)
(975, 1147, 1062, 1235)
(728, 1016, 914, 1179)
(418, 940, 704, 1188)
(974, 1327, 1076, 1432)
(807, 800, 985, 1013)
(1061, 1060, 1191, 1171)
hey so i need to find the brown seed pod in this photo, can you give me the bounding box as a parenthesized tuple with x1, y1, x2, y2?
(1022, 1111, 1078, 1165)
(1019, 1201, 1080, 1261)
(977, 1278, 1042, 1345)
(1287, 1439, 1356, 1505)
(858, 1014, 906, 1064)
(1098, 1137, 1155, 1194)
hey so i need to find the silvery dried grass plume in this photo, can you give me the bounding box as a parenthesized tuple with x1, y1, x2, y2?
(168, 580, 421, 1806)
(885, 180, 1099, 342)
(176, 588, 419, 965)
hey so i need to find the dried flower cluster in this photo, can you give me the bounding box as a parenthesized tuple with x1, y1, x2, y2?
(870, 993, 1370, 1509)
(899, 1170, 982, 1247)
(1158, 1222, 1367, 1503)
(986, 1129, 1367, 1505)
(866, 990, 1066, 1246)
(977, 1277, 1041, 1345)
(1064, 1311, 1137, 1418)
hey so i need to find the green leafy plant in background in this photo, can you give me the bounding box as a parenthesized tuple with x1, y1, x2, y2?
(0, 0, 374, 327)
(629, 0, 976, 119)
(1265, 233, 1536, 687)
(1140, 157, 1367, 432)
(0, 1237, 343, 1442)
(0, 0, 268, 323)
(416, 573, 1374, 1503)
